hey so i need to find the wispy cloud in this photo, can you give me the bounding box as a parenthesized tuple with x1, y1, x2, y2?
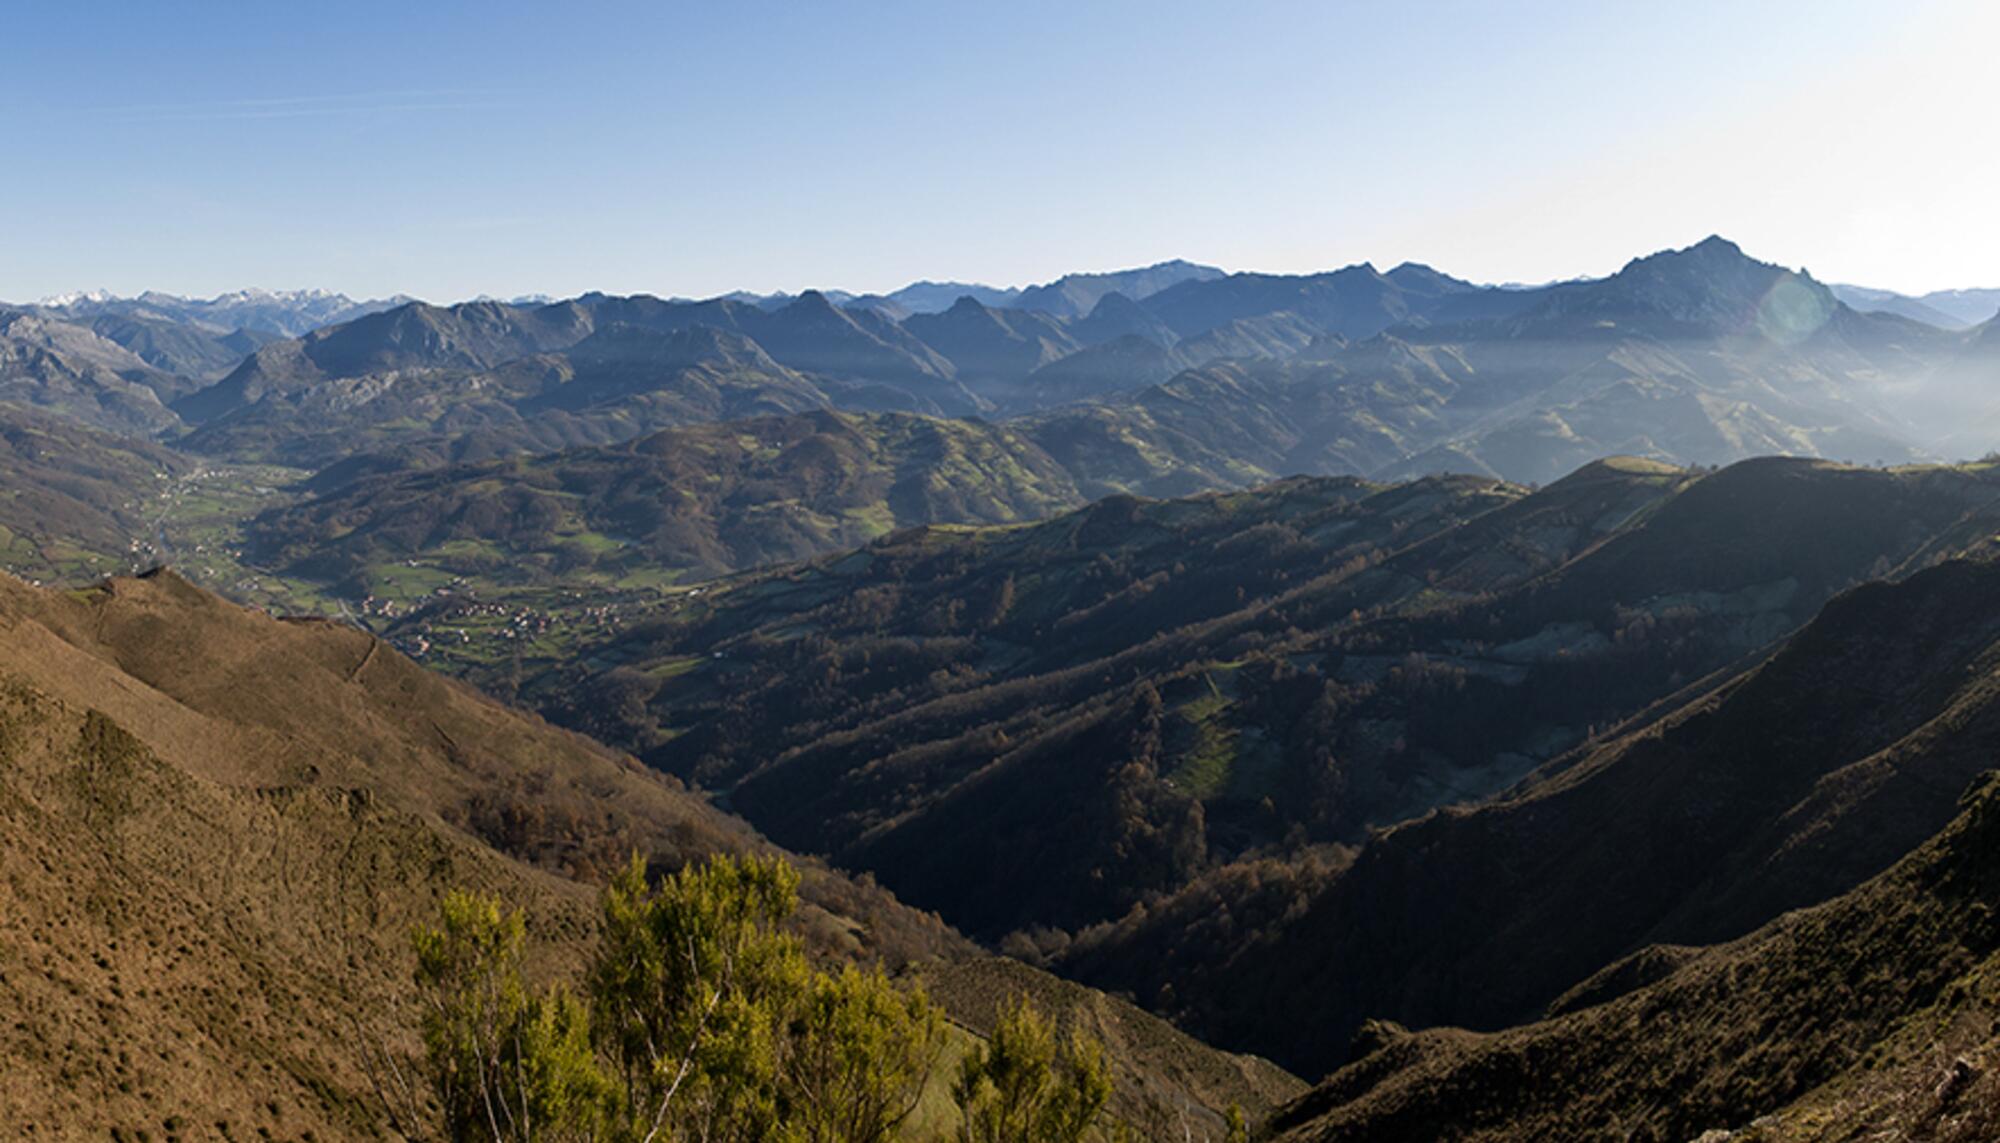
(77, 89, 518, 123)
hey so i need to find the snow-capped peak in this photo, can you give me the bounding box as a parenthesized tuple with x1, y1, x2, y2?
(37, 288, 115, 307)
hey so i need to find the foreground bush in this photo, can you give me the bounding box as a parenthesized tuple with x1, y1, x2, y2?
(393, 853, 1119, 1141)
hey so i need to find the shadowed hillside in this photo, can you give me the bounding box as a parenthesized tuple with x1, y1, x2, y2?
(1068, 558, 2000, 1082)
(1266, 715, 2000, 1139)
(386, 458, 2000, 956)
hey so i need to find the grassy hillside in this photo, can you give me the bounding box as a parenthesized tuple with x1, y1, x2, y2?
(0, 406, 190, 584)
(0, 567, 956, 1133)
(247, 410, 1089, 594)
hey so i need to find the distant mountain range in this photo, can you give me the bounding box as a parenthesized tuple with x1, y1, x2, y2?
(257, 234, 1982, 595)
(801, 258, 1228, 319)
(35, 287, 413, 338)
(1831, 282, 2000, 328)
(9, 237, 2000, 521)
(27, 264, 1995, 339)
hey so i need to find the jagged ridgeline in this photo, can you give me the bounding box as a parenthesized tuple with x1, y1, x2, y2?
(14, 239, 1998, 492)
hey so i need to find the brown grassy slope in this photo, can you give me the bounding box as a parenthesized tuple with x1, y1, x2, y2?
(0, 568, 964, 1136)
(0, 567, 965, 961)
(0, 676, 600, 1137)
(1262, 766, 2000, 1142)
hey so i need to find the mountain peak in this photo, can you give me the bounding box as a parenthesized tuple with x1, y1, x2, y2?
(1385, 262, 1480, 295)
(769, 290, 855, 327)
(1523, 235, 1839, 341)
(787, 289, 841, 313)
(1620, 235, 1765, 277)
(945, 294, 996, 317)
(36, 288, 115, 307)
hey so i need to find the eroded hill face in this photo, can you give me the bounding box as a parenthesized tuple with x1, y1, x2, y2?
(0, 310, 186, 435)
(0, 675, 598, 1135)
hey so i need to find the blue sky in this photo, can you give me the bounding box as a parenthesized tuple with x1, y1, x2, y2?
(5, 0, 1995, 301)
